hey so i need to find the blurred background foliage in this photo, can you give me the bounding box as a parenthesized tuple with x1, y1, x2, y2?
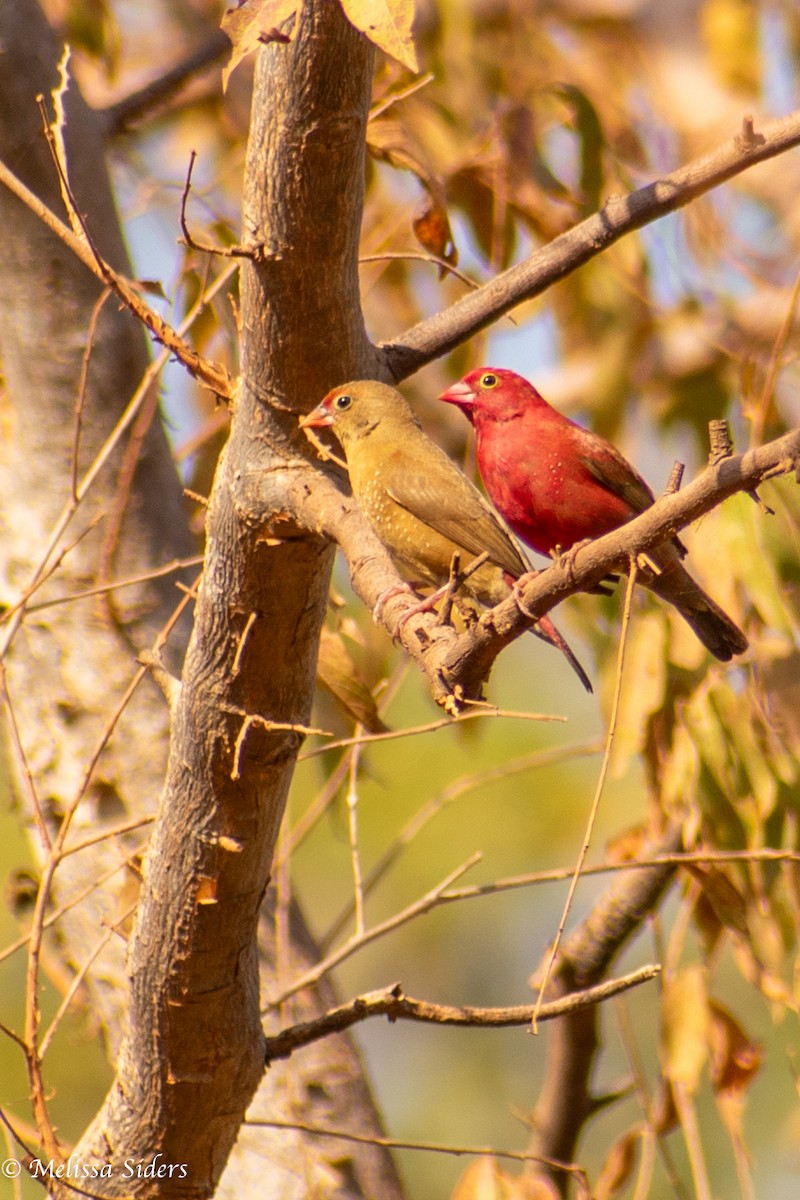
(3, 0, 800, 1197)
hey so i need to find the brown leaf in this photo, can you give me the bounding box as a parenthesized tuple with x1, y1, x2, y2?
(368, 116, 434, 185)
(686, 863, 749, 935)
(594, 1129, 639, 1200)
(651, 1080, 679, 1135)
(317, 626, 388, 733)
(340, 0, 419, 72)
(221, 0, 297, 90)
(708, 1001, 763, 1095)
(413, 193, 458, 272)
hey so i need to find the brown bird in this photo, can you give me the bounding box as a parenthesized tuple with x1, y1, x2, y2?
(300, 380, 593, 692)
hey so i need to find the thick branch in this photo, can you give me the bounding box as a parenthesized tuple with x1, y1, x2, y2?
(73, 5, 404, 1198)
(381, 110, 800, 378)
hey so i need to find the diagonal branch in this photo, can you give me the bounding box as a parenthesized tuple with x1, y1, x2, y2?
(0, 154, 232, 400)
(381, 110, 800, 379)
(294, 426, 800, 708)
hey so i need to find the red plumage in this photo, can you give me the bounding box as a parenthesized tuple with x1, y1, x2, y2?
(439, 367, 748, 662)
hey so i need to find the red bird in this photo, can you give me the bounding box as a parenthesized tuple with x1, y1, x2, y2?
(439, 367, 748, 662)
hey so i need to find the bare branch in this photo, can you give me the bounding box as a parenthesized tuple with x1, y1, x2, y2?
(0, 154, 232, 400)
(381, 109, 800, 379)
(100, 30, 230, 136)
(263, 968, 661, 1064)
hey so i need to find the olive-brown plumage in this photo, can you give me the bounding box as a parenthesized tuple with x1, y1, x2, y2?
(301, 380, 593, 691)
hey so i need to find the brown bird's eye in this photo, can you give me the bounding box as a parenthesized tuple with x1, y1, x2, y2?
(334, 394, 353, 410)
(480, 373, 498, 389)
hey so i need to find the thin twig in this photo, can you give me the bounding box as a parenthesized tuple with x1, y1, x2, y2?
(19, 555, 205, 615)
(0, 155, 232, 398)
(71, 288, 112, 501)
(179, 150, 259, 259)
(263, 967, 660, 1063)
(0, 261, 234, 659)
(265, 854, 482, 1009)
(39, 927, 116, 1057)
(322, 739, 604, 949)
(532, 561, 639, 1029)
(368, 72, 435, 121)
(299, 707, 568, 759)
(346, 739, 365, 936)
(359, 250, 479, 289)
(248, 1116, 588, 1186)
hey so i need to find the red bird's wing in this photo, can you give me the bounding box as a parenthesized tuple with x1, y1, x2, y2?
(383, 460, 529, 580)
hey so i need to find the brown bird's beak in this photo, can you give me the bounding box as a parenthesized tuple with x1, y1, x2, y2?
(298, 401, 334, 429)
(438, 379, 476, 407)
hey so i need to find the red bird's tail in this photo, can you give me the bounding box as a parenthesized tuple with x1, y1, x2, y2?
(533, 614, 593, 693)
(646, 561, 748, 662)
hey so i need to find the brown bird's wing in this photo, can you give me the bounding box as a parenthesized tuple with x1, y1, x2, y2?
(382, 446, 529, 579)
(579, 438, 687, 556)
(577, 440, 655, 515)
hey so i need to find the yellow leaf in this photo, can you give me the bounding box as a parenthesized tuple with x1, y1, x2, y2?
(221, 0, 298, 90)
(340, 0, 419, 72)
(452, 1158, 558, 1200)
(700, 0, 760, 92)
(451, 1157, 508, 1200)
(610, 610, 666, 777)
(661, 967, 709, 1093)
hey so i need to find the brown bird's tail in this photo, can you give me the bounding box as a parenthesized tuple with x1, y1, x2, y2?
(646, 561, 748, 663)
(533, 614, 593, 693)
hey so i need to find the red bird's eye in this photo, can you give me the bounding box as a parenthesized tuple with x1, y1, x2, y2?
(479, 373, 498, 389)
(334, 394, 353, 411)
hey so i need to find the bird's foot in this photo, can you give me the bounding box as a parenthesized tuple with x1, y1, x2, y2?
(510, 571, 543, 620)
(552, 539, 593, 582)
(373, 582, 417, 624)
(551, 540, 619, 595)
(374, 582, 451, 638)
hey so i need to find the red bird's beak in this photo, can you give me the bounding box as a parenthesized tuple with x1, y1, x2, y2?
(438, 379, 476, 408)
(299, 401, 334, 429)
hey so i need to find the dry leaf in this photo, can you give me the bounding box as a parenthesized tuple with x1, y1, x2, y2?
(451, 1157, 510, 1200)
(651, 1080, 679, 1135)
(317, 625, 388, 733)
(340, 0, 419, 72)
(708, 1001, 762, 1095)
(661, 967, 709, 1092)
(451, 1157, 558, 1200)
(594, 1129, 639, 1200)
(686, 863, 749, 935)
(413, 193, 458, 271)
(221, 0, 298, 90)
